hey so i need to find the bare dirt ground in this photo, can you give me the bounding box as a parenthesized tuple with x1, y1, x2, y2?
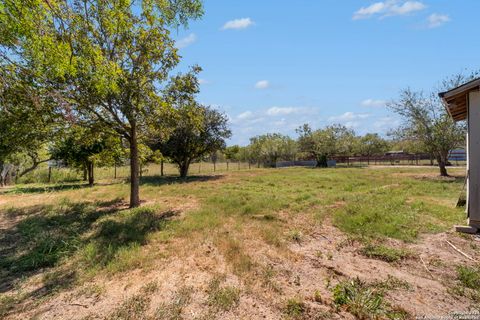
(4, 213, 479, 320)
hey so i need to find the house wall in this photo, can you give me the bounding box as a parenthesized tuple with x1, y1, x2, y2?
(468, 91, 480, 228)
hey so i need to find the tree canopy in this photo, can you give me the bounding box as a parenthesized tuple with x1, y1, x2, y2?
(1, 0, 204, 206)
(388, 72, 476, 176)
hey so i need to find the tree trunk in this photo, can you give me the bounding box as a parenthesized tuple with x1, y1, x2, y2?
(114, 163, 117, 179)
(83, 164, 87, 181)
(436, 154, 449, 177)
(179, 160, 190, 178)
(316, 154, 328, 168)
(160, 159, 164, 176)
(129, 125, 141, 208)
(86, 161, 94, 187)
(0, 161, 4, 187)
(48, 167, 52, 183)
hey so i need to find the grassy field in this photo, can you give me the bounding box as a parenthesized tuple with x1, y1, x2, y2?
(1, 166, 479, 319)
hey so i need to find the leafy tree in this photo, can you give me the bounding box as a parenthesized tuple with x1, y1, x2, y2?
(0, 67, 56, 185)
(388, 73, 476, 176)
(151, 104, 231, 177)
(224, 145, 240, 162)
(358, 133, 389, 158)
(1, 0, 203, 206)
(296, 124, 355, 167)
(249, 133, 297, 167)
(50, 126, 122, 186)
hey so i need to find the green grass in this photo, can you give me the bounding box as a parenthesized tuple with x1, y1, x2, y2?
(332, 278, 410, 320)
(283, 297, 306, 319)
(360, 244, 411, 263)
(206, 275, 240, 312)
(454, 265, 480, 302)
(0, 166, 467, 317)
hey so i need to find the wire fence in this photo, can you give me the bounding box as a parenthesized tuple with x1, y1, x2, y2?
(15, 152, 467, 185)
(17, 161, 257, 184)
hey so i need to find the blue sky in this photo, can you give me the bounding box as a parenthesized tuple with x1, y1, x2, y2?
(173, 0, 480, 145)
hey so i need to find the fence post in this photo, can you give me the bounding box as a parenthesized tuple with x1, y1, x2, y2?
(238, 161, 240, 170)
(48, 167, 52, 183)
(160, 160, 164, 176)
(227, 161, 229, 171)
(198, 162, 201, 173)
(114, 163, 117, 179)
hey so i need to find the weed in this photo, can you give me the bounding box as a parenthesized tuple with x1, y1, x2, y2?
(206, 275, 240, 311)
(360, 244, 411, 263)
(332, 278, 386, 319)
(453, 266, 480, 302)
(154, 286, 193, 320)
(284, 297, 306, 319)
(457, 266, 480, 289)
(288, 230, 302, 243)
(106, 281, 158, 320)
(261, 265, 282, 293)
(0, 294, 18, 318)
(372, 275, 411, 292)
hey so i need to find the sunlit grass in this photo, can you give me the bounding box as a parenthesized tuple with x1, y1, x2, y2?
(0, 166, 466, 317)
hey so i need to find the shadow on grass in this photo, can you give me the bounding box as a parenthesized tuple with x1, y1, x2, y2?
(0, 182, 91, 195)
(0, 197, 174, 316)
(140, 174, 223, 186)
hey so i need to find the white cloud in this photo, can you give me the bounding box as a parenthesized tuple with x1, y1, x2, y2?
(427, 13, 450, 28)
(254, 80, 270, 89)
(176, 33, 197, 48)
(237, 111, 254, 120)
(353, 1, 426, 20)
(266, 107, 299, 116)
(361, 99, 387, 108)
(221, 18, 254, 30)
(198, 78, 209, 85)
(329, 112, 370, 122)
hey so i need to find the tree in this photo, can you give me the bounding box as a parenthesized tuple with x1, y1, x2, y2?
(388, 72, 476, 176)
(1, 0, 203, 207)
(296, 124, 355, 167)
(0, 67, 56, 186)
(358, 133, 389, 159)
(249, 133, 297, 167)
(50, 125, 122, 186)
(151, 104, 231, 178)
(224, 145, 240, 161)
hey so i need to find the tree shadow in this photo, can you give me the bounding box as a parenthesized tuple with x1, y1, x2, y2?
(0, 197, 175, 316)
(0, 181, 122, 195)
(140, 174, 224, 187)
(0, 182, 92, 195)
